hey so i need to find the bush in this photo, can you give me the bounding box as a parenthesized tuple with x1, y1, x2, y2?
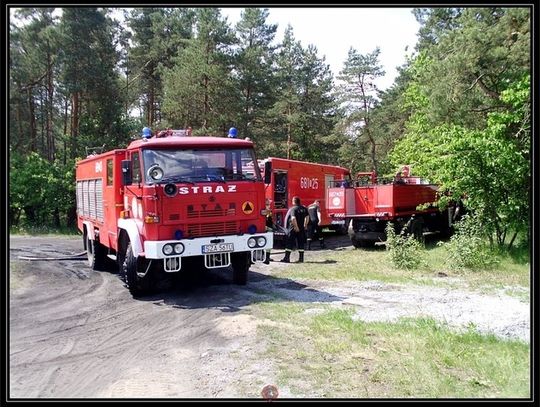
(385, 221, 425, 270)
(438, 214, 498, 271)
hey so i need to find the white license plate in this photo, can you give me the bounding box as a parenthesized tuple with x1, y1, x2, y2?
(202, 243, 234, 254)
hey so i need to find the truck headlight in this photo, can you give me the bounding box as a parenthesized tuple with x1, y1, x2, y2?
(257, 237, 266, 247)
(162, 244, 173, 255)
(173, 243, 184, 254)
(248, 238, 257, 248)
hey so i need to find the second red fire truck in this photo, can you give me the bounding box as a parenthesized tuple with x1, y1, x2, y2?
(76, 128, 273, 296)
(257, 157, 351, 238)
(326, 167, 454, 247)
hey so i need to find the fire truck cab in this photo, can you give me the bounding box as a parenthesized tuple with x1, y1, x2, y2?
(76, 129, 272, 296)
(259, 157, 351, 239)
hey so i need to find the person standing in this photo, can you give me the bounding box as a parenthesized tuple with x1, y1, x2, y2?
(280, 196, 309, 263)
(307, 200, 325, 250)
(263, 199, 274, 264)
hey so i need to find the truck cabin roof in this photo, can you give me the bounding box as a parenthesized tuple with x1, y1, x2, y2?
(128, 136, 254, 150)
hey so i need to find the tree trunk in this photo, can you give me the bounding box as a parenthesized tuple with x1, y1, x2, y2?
(287, 104, 291, 159)
(67, 205, 77, 228)
(71, 92, 79, 159)
(203, 75, 209, 129)
(53, 207, 61, 228)
(40, 89, 45, 156)
(63, 97, 69, 165)
(46, 51, 55, 162)
(28, 88, 36, 152)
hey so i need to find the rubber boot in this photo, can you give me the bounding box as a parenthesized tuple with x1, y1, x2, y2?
(263, 251, 270, 264)
(320, 240, 325, 249)
(307, 240, 312, 250)
(297, 251, 304, 263)
(280, 251, 291, 263)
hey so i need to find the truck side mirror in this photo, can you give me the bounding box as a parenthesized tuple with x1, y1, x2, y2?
(121, 160, 132, 185)
(264, 161, 272, 184)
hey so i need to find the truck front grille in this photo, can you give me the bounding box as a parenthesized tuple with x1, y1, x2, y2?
(187, 204, 236, 219)
(187, 222, 238, 238)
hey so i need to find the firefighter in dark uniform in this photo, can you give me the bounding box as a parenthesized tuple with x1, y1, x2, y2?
(307, 200, 325, 250)
(263, 199, 274, 264)
(280, 196, 309, 263)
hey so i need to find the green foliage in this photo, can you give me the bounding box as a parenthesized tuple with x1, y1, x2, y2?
(389, 7, 530, 249)
(334, 47, 385, 174)
(10, 151, 75, 228)
(263, 25, 336, 162)
(385, 222, 425, 270)
(161, 8, 237, 133)
(390, 73, 530, 248)
(438, 214, 499, 271)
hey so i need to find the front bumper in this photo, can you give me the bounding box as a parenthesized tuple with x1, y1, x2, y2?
(143, 232, 273, 259)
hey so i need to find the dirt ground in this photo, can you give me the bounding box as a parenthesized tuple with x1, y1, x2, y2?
(9, 234, 529, 399)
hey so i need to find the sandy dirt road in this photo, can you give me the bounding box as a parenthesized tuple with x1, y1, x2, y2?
(9, 235, 529, 398)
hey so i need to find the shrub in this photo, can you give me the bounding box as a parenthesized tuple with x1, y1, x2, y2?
(439, 214, 498, 271)
(385, 221, 425, 270)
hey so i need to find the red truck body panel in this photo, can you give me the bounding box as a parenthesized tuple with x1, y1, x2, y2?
(327, 176, 439, 220)
(76, 150, 127, 250)
(260, 157, 351, 231)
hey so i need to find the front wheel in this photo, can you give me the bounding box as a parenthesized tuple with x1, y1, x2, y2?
(231, 252, 250, 285)
(122, 243, 153, 297)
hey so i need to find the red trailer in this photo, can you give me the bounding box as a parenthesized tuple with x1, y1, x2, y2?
(76, 129, 272, 296)
(326, 169, 454, 247)
(256, 157, 351, 238)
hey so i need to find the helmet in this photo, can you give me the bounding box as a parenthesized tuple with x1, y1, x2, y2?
(228, 127, 238, 138)
(142, 127, 152, 138)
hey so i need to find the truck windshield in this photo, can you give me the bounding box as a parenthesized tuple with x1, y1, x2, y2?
(142, 148, 261, 184)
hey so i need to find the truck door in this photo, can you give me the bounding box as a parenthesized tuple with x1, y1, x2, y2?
(124, 151, 144, 221)
(273, 171, 288, 228)
(322, 174, 335, 225)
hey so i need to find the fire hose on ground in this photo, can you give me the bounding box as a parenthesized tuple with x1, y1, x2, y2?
(17, 252, 88, 261)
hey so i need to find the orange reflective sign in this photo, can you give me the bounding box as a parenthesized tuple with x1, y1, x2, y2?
(242, 201, 254, 214)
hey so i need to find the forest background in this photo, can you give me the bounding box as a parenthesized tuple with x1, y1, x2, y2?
(8, 7, 531, 250)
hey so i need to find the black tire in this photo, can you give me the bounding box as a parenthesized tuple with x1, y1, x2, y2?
(231, 252, 250, 285)
(351, 235, 375, 249)
(86, 233, 108, 271)
(122, 243, 153, 297)
(411, 218, 425, 243)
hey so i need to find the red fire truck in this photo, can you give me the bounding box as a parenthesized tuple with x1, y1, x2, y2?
(257, 157, 351, 237)
(326, 168, 453, 248)
(76, 128, 272, 296)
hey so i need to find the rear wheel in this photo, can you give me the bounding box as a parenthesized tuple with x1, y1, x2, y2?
(85, 230, 108, 271)
(231, 252, 250, 285)
(411, 218, 425, 243)
(122, 243, 153, 297)
(351, 235, 375, 249)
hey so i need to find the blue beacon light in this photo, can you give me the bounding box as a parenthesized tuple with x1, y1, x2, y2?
(228, 127, 238, 138)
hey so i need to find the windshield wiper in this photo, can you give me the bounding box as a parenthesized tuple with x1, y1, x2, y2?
(159, 176, 194, 185)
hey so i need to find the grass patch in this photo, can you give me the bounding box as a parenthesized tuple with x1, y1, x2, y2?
(10, 225, 79, 236)
(253, 304, 530, 398)
(272, 240, 529, 292)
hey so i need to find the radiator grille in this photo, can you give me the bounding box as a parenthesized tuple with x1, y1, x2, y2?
(187, 204, 236, 219)
(187, 221, 238, 238)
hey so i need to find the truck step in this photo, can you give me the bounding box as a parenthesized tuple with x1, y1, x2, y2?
(107, 254, 117, 261)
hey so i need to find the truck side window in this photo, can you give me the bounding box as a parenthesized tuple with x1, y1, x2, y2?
(132, 152, 141, 184)
(106, 159, 113, 186)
